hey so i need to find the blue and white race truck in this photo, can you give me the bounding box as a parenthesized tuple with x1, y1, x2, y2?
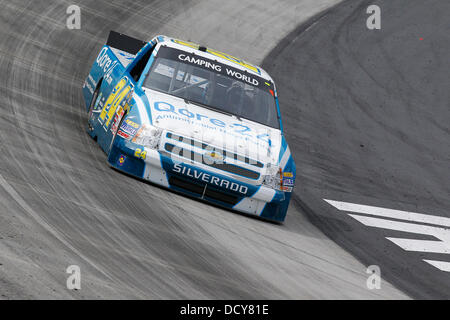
(82, 31, 296, 222)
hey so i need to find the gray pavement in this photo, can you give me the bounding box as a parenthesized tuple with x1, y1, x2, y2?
(0, 0, 407, 299)
(263, 0, 450, 299)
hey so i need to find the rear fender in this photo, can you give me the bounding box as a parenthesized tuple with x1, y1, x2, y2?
(83, 45, 126, 111)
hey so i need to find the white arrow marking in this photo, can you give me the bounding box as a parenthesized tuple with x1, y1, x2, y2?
(324, 199, 450, 227)
(325, 199, 450, 272)
(423, 260, 450, 272)
(387, 238, 450, 254)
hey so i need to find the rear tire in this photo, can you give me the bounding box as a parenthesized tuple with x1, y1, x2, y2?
(88, 82, 101, 119)
(87, 79, 102, 136)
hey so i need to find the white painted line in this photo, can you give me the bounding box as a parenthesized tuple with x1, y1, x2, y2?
(348, 214, 450, 238)
(423, 260, 450, 272)
(387, 238, 450, 254)
(325, 199, 450, 272)
(324, 199, 450, 227)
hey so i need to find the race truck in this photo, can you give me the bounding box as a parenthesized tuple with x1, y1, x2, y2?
(82, 31, 296, 222)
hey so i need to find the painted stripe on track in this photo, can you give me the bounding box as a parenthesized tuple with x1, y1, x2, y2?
(324, 199, 450, 227)
(325, 199, 450, 273)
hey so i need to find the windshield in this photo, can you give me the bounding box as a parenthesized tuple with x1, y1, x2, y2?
(143, 46, 280, 129)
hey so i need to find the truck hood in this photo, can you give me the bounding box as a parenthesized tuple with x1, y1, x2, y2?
(139, 88, 282, 165)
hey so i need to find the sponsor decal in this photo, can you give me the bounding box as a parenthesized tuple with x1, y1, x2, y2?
(124, 119, 140, 129)
(283, 178, 295, 187)
(134, 148, 147, 160)
(171, 39, 261, 74)
(177, 54, 259, 86)
(111, 97, 135, 135)
(152, 101, 273, 146)
(110, 106, 124, 135)
(118, 155, 126, 166)
(117, 130, 131, 140)
(157, 47, 268, 90)
(99, 78, 133, 130)
(118, 118, 139, 138)
(225, 68, 259, 86)
(172, 163, 248, 195)
(178, 54, 221, 72)
(96, 47, 120, 85)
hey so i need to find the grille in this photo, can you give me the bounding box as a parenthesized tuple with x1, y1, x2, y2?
(166, 132, 263, 168)
(168, 176, 239, 205)
(164, 143, 260, 180)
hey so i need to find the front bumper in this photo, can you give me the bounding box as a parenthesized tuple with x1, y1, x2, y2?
(108, 138, 291, 222)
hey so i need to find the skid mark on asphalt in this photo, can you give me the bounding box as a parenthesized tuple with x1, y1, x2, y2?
(325, 199, 450, 272)
(0, 173, 117, 284)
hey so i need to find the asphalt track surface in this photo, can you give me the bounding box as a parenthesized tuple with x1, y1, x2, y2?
(2, 0, 440, 299)
(263, 0, 450, 299)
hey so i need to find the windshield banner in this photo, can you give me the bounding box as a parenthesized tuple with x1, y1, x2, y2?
(156, 46, 273, 93)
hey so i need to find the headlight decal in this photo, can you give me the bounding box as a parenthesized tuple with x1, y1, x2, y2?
(131, 124, 162, 149)
(262, 165, 294, 192)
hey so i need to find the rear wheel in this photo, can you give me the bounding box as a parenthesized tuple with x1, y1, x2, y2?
(87, 79, 102, 135)
(88, 82, 101, 118)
